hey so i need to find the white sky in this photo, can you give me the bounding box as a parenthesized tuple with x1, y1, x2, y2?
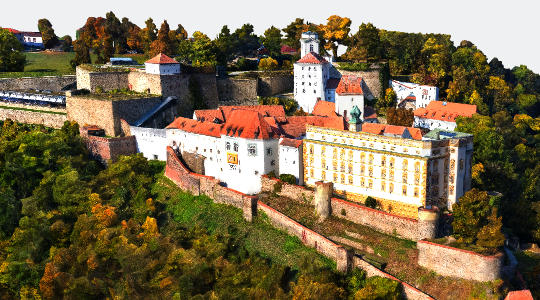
(2, 0, 539, 73)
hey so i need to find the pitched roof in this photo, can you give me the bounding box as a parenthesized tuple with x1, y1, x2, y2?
(326, 78, 340, 90)
(414, 101, 477, 122)
(22, 32, 42, 37)
(312, 100, 338, 117)
(505, 290, 534, 300)
(193, 109, 225, 123)
(145, 53, 179, 64)
(364, 106, 378, 120)
(2, 28, 21, 34)
(280, 45, 298, 54)
(336, 75, 364, 95)
(280, 115, 345, 138)
(296, 52, 328, 65)
(361, 123, 423, 140)
(166, 117, 223, 138)
(280, 138, 303, 148)
(221, 109, 277, 140)
(220, 105, 286, 122)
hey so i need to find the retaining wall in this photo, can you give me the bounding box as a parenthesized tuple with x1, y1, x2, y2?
(0, 75, 76, 92)
(0, 107, 67, 128)
(261, 175, 315, 203)
(217, 77, 258, 105)
(417, 240, 503, 282)
(258, 75, 293, 97)
(80, 127, 137, 164)
(76, 68, 129, 92)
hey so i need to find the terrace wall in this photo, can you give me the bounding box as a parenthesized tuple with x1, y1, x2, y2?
(0, 106, 67, 128)
(0, 75, 76, 92)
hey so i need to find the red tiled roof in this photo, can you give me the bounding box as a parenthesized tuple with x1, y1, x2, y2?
(414, 101, 477, 122)
(220, 105, 286, 122)
(221, 110, 277, 140)
(166, 117, 223, 138)
(194, 109, 225, 123)
(296, 52, 328, 65)
(505, 290, 533, 300)
(312, 100, 338, 117)
(326, 78, 340, 90)
(22, 32, 41, 37)
(361, 123, 423, 140)
(364, 106, 378, 120)
(281, 45, 298, 54)
(145, 53, 179, 64)
(336, 75, 363, 95)
(280, 138, 303, 148)
(280, 115, 345, 138)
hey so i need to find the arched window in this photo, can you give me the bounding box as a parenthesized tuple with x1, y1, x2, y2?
(322, 171, 326, 180)
(309, 145, 314, 155)
(403, 159, 408, 170)
(348, 150, 353, 160)
(389, 157, 395, 168)
(360, 153, 365, 163)
(403, 172, 408, 184)
(340, 162, 345, 172)
(310, 44, 314, 52)
(348, 163, 353, 174)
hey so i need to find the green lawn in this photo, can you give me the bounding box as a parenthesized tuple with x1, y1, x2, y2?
(0, 52, 149, 78)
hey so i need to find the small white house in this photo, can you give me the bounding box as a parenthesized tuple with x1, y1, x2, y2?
(390, 80, 439, 109)
(145, 53, 181, 75)
(335, 75, 365, 121)
(278, 138, 304, 185)
(414, 101, 477, 131)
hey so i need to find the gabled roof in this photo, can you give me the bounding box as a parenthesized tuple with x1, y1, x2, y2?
(166, 117, 223, 138)
(145, 53, 179, 64)
(280, 138, 303, 148)
(312, 100, 338, 117)
(221, 110, 277, 140)
(326, 78, 340, 90)
(280, 115, 345, 138)
(361, 123, 423, 141)
(414, 101, 477, 122)
(194, 109, 225, 123)
(336, 75, 363, 95)
(296, 52, 328, 65)
(220, 105, 286, 122)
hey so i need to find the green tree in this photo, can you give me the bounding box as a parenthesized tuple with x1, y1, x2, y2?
(37, 19, 59, 49)
(0, 29, 26, 71)
(61, 35, 72, 52)
(344, 23, 381, 62)
(232, 24, 260, 57)
(190, 31, 217, 67)
(261, 26, 283, 57)
(140, 18, 157, 53)
(282, 18, 305, 49)
(215, 25, 233, 65)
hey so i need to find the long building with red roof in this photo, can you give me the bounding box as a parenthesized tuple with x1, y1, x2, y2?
(414, 101, 477, 131)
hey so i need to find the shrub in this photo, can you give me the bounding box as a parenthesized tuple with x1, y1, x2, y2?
(266, 171, 277, 178)
(258, 57, 278, 71)
(365, 197, 378, 209)
(279, 174, 297, 185)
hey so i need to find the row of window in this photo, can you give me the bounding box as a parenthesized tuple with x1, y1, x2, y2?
(225, 142, 273, 157)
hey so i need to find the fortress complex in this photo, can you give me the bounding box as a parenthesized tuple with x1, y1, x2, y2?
(303, 121, 473, 219)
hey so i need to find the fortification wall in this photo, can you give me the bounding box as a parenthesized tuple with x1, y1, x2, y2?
(417, 241, 503, 282)
(76, 68, 129, 92)
(258, 75, 293, 97)
(83, 135, 137, 164)
(0, 75, 76, 92)
(66, 95, 163, 137)
(0, 101, 66, 113)
(191, 73, 219, 109)
(0, 107, 67, 128)
(261, 176, 315, 203)
(338, 68, 383, 99)
(217, 77, 258, 105)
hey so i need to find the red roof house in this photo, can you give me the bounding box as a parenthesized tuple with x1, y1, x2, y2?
(414, 101, 477, 123)
(145, 53, 179, 64)
(296, 52, 328, 65)
(336, 76, 364, 95)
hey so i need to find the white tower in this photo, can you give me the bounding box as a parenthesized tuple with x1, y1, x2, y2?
(300, 31, 320, 57)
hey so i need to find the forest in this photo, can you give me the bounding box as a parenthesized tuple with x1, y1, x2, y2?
(0, 121, 402, 299)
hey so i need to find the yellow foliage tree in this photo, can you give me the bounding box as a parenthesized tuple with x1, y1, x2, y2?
(321, 15, 352, 58)
(258, 57, 278, 71)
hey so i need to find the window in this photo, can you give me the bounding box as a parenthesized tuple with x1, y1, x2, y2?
(360, 153, 365, 163)
(333, 148, 337, 159)
(449, 185, 455, 195)
(360, 165, 365, 175)
(226, 142, 231, 151)
(381, 156, 386, 167)
(368, 167, 373, 177)
(459, 159, 464, 170)
(390, 170, 394, 180)
(361, 177, 365, 187)
(340, 162, 345, 172)
(248, 144, 257, 156)
(414, 187, 419, 197)
(402, 172, 408, 184)
(333, 173, 338, 183)
(368, 180, 373, 189)
(348, 150, 353, 160)
(309, 145, 314, 155)
(381, 181, 386, 192)
(389, 183, 394, 193)
(233, 143, 239, 152)
(310, 169, 314, 177)
(348, 163, 353, 174)
(415, 162, 420, 172)
(389, 158, 394, 168)
(321, 159, 326, 169)
(333, 161, 338, 171)
(403, 159, 408, 170)
(340, 149, 345, 159)
(402, 186, 407, 196)
(369, 154, 374, 164)
(266, 148, 273, 156)
(271, 160, 275, 166)
(349, 176, 353, 184)
(415, 173, 420, 185)
(153, 154, 158, 160)
(341, 174, 345, 184)
(322, 171, 326, 180)
(381, 168, 386, 178)
(310, 44, 314, 52)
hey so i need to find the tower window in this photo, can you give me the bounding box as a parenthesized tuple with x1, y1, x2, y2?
(310, 44, 314, 52)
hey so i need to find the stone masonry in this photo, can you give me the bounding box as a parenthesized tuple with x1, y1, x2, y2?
(0, 75, 76, 92)
(0, 107, 67, 128)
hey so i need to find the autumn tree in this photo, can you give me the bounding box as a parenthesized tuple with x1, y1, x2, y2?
(190, 31, 217, 67)
(61, 35, 72, 52)
(140, 18, 158, 53)
(258, 57, 278, 71)
(412, 37, 452, 86)
(261, 26, 282, 57)
(38, 18, 59, 49)
(283, 18, 305, 49)
(386, 107, 414, 127)
(321, 15, 351, 59)
(149, 20, 174, 57)
(0, 29, 26, 71)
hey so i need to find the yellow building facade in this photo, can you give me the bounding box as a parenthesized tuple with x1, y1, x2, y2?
(303, 126, 473, 219)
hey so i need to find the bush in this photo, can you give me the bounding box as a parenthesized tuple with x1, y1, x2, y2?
(365, 197, 378, 209)
(279, 174, 297, 185)
(258, 57, 278, 71)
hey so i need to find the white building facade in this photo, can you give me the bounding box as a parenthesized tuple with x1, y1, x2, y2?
(278, 138, 304, 185)
(390, 80, 439, 109)
(145, 53, 181, 75)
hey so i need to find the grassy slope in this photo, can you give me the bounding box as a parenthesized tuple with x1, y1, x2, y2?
(0, 52, 148, 78)
(153, 176, 336, 271)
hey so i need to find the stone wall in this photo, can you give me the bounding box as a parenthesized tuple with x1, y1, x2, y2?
(66, 94, 163, 137)
(0, 75, 76, 92)
(0, 107, 67, 128)
(417, 241, 503, 282)
(217, 78, 258, 105)
(0, 101, 66, 114)
(258, 75, 293, 97)
(76, 67, 129, 92)
(80, 132, 137, 164)
(261, 176, 315, 203)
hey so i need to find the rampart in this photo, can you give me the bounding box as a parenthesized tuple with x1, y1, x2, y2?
(0, 75, 76, 92)
(80, 127, 137, 164)
(417, 240, 504, 282)
(0, 106, 67, 128)
(261, 175, 437, 241)
(258, 75, 294, 97)
(66, 94, 163, 137)
(217, 77, 258, 105)
(76, 67, 129, 92)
